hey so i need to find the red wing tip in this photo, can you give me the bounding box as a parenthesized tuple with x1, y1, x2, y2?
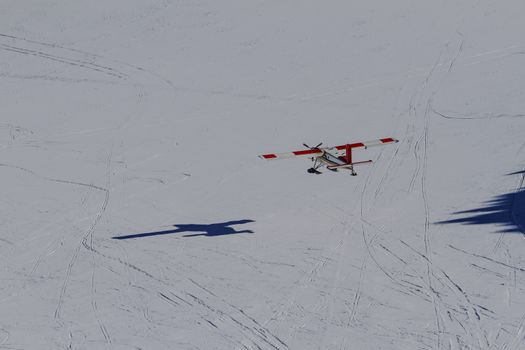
(260, 154, 277, 159)
(380, 137, 397, 143)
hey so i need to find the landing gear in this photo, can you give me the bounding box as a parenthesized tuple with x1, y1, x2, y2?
(307, 158, 322, 174)
(350, 167, 357, 176)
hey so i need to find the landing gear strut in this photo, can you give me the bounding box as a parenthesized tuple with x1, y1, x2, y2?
(307, 158, 322, 174)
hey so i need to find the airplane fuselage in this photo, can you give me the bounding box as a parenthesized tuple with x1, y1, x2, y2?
(317, 150, 346, 168)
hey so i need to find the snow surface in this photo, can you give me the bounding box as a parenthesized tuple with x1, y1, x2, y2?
(1, 1, 525, 349)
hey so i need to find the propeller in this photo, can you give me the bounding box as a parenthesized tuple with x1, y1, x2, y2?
(303, 143, 323, 161)
(303, 142, 323, 149)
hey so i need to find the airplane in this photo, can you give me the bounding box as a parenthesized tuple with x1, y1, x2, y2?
(259, 137, 398, 175)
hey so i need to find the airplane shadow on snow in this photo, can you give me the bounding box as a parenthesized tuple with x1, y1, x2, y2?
(112, 219, 254, 240)
(437, 172, 525, 233)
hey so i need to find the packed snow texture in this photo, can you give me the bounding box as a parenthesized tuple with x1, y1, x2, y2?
(1, 1, 525, 349)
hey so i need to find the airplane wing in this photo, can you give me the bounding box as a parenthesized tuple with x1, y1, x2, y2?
(333, 137, 398, 151)
(259, 138, 398, 160)
(259, 148, 323, 160)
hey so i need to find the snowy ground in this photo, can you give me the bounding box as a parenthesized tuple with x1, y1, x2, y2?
(1, 1, 525, 349)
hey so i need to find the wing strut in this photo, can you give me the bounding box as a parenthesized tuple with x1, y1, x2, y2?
(345, 144, 352, 164)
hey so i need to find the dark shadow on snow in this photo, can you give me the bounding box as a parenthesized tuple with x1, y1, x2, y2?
(113, 219, 254, 239)
(436, 189, 525, 233)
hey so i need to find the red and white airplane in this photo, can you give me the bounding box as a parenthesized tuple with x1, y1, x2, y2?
(259, 137, 398, 175)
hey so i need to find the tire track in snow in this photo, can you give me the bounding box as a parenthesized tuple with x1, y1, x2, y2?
(87, 237, 289, 350)
(86, 153, 113, 344)
(265, 222, 343, 346)
(287, 171, 374, 348)
(284, 40, 525, 106)
(0, 161, 116, 316)
(89, 233, 112, 344)
(0, 33, 127, 79)
(320, 219, 364, 349)
(265, 183, 364, 348)
(402, 51, 449, 348)
(54, 152, 111, 335)
(0, 163, 113, 289)
(0, 32, 179, 95)
(398, 37, 490, 348)
(0, 32, 170, 345)
(357, 151, 447, 350)
(1, 32, 289, 102)
(348, 255, 367, 326)
(449, 245, 525, 273)
(79, 100, 152, 343)
(156, 282, 289, 350)
(0, 32, 179, 347)
(0, 328, 9, 346)
(372, 73, 410, 203)
(400, 239, 485, 348)
(420, 100, 447, 349)
(426, 36, 525, 349)
(411, 35, 499, 348)
(359, 123, 436, 312)
(502, 314, 525, 350)
(406, 56, 441, 194)
(344, 154, 381, 335)
(430, 107, 525, 121)
(408, 132, 424, 194)
(373, 142, 402, 203)
(0, 43, 127, 79)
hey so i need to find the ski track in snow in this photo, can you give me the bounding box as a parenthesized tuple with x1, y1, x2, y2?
(54, 151, 112, 347)
(357, 34, 511, 349)
(2, 2, 525, 349)
(86, 153, 113, 345)
(0, 32, 167, 346)
(85, 236, 289, 349)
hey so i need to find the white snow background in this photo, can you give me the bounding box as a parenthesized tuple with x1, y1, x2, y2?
(1, 1, 525, 349)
